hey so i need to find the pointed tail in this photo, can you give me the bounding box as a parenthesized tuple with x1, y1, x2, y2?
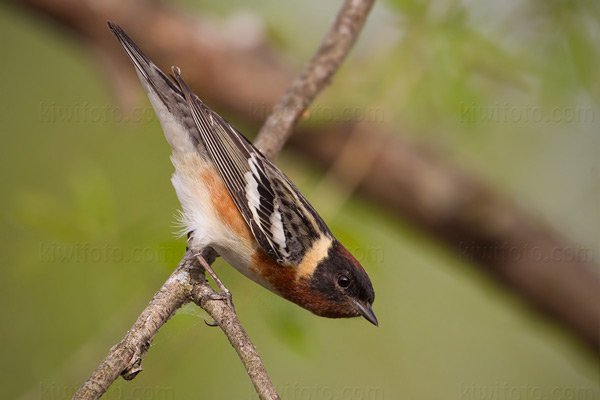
(107, 21, 184, 111)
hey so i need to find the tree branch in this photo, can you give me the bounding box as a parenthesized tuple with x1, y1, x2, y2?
(72, 251, 199, 400)
(72, 249, 280, 400)
(191, 273, 279, 399)
(58, 1, 375, 399)
(254, 0, 375, 159)
(290, 124, 600, 349)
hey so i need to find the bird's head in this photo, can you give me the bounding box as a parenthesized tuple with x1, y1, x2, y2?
(306, 240, 377, 325)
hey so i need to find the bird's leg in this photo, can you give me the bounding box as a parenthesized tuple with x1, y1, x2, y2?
(187, 232, 235, 316)
(194, 252, 235, 312)
(195, 252, 230, 297)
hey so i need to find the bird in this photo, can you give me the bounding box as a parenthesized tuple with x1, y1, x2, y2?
(107, 22, 377, 326)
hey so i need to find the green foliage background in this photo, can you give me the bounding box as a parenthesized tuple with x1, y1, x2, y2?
(0, 1, 598, 399)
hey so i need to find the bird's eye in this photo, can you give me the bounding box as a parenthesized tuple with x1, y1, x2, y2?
(337, 275, 350, 288)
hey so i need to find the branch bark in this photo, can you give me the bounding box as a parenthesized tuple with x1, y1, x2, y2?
(43, 0, 374, 399)
(72, 251, 200, 399)
(254, 0, 375, 159)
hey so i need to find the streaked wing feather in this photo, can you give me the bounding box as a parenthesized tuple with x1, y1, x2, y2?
(171, 70, 329, 264)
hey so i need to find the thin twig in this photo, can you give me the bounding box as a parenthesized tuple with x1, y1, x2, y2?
(254, 0, 376, 159)
(72, 251, 200, 399)
(70, 1, 375, 399)
(191, 280, 279, 399)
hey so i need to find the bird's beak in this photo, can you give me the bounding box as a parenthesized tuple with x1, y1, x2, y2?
(353, 300, 378, 326)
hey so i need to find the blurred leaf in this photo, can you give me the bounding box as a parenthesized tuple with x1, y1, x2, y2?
(523, 0, 600, 103)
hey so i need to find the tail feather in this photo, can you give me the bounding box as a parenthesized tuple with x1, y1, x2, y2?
(107, 21, 183, 110)
(108, 21, 206, 156)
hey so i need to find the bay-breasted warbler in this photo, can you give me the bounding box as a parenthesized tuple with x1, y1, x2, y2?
(108, 22, 377, 325)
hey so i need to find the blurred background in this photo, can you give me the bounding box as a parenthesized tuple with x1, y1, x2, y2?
(1, 0, 598, 399)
